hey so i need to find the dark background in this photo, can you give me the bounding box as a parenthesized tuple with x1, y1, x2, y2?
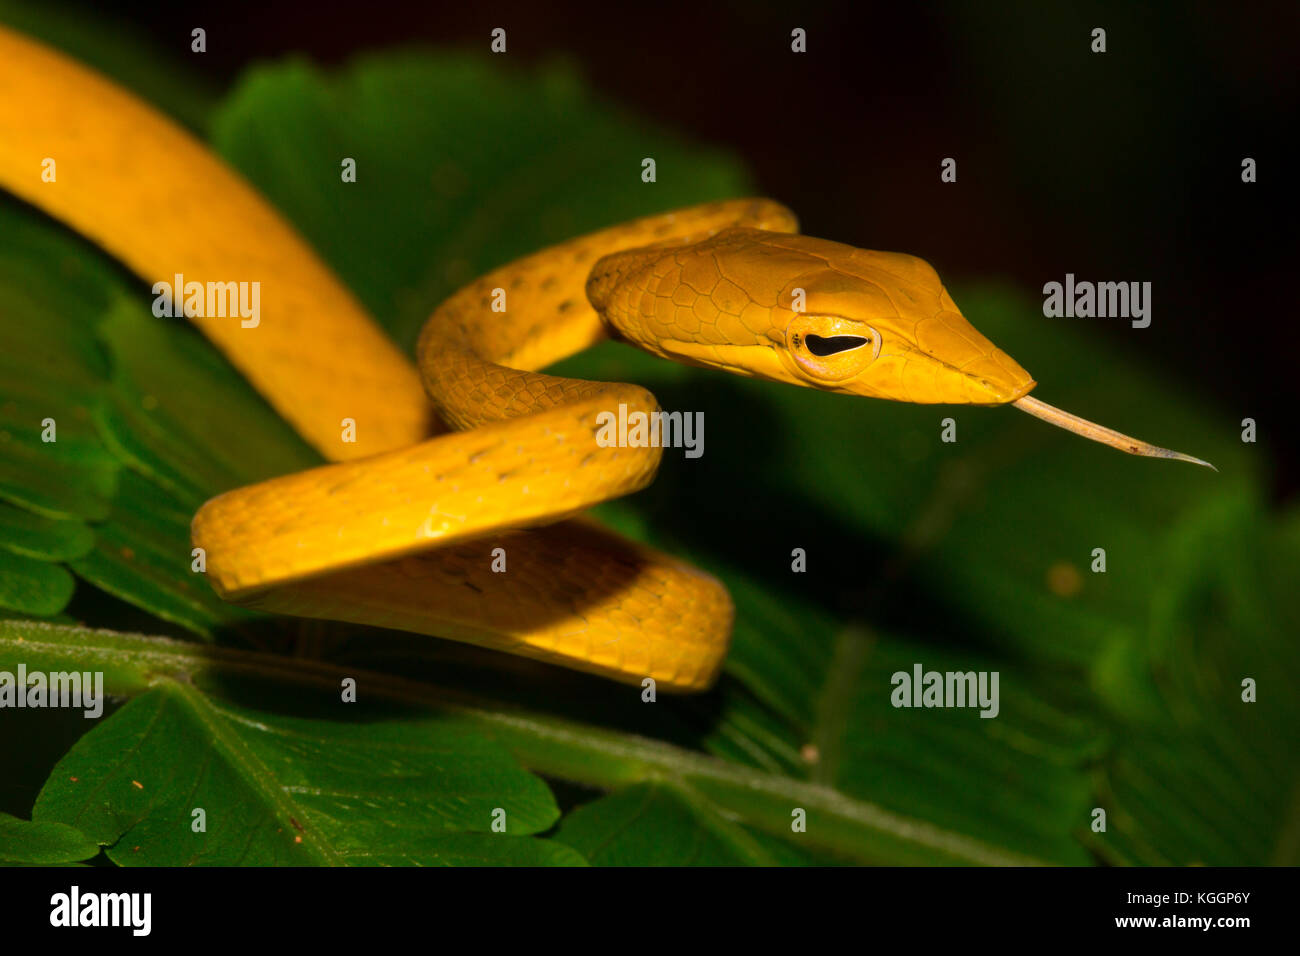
(67, 0, 1299, 494)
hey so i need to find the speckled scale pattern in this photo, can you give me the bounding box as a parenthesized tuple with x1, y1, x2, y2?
(195, 199, 801, 690)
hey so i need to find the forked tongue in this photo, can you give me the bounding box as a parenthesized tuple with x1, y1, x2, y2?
(1013, 396, 1216, 471)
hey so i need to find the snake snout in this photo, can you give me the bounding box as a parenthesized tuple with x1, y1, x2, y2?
(907, 310, 1036, 405)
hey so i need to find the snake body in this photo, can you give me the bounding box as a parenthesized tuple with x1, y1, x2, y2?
(0, 27, 1209, 691)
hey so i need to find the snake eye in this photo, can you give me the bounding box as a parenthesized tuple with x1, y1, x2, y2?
(805, 333, 870, 357)
(784, 315, 882, 384)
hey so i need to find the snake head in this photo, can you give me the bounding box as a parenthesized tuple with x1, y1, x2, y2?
(765, 236, 1036, 404)
(596, 228, 1035, 405)
(594, 224, 1211, 466)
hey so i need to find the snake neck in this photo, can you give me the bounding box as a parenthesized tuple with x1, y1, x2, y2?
(417, 199, 798, 431)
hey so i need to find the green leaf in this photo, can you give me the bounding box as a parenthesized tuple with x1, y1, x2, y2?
(4, 620, 1046, 865)
(816, 633, 1100, 866)
(0, 429, 118, 522)
(67, 470, 261, 637)
(1090, 500, 1300, 865)
(0, 198, 123, 524)
(0, 547, 75, 616)
(0, 811, 98, 864)
(0, 502, 94, 562)
(93, 298, 321, 507)
(34, 680, 569, 866)
(558, 782, 787, 866)
(357, 833, 586, 867)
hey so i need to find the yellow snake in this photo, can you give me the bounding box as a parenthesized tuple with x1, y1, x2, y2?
(0, 27, 1211, 692)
